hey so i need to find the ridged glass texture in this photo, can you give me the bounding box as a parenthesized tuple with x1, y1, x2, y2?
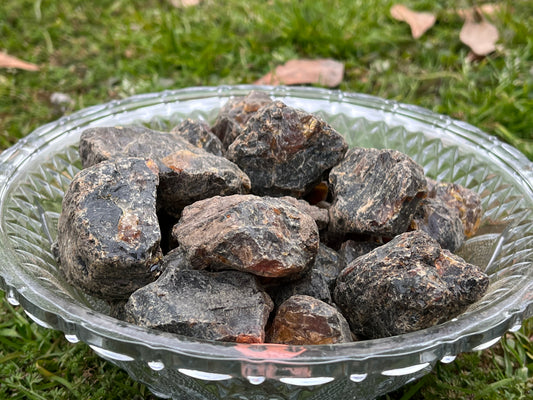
(0, 85, 532, 400)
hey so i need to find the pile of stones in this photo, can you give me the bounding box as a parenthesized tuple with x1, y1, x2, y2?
(55, 91, 488, 345)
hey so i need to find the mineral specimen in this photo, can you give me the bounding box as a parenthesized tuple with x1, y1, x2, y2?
(56, 157, 162, 301)
(333, 230, 488, 339)
(427, 179, 482, 237)
(268, 295, 352, 345)
(125, 268, 273, 343)
(226, 101, 348, 197)
(328, 148, 427, 237)
(338, 240, 380, 268)
(171, 118, 223, 156)
(158, 147, 251, 216)
(411, 197, 465, 252)
(279, 196, 329, 230)
(211, 90, 273, 149)
(172, 194, 319, 278)
(79, 125, 251, 217)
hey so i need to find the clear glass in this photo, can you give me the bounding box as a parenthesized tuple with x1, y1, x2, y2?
(0, 85, 532, 400)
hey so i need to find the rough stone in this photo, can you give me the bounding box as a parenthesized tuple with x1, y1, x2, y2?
(171, 118, 223, 156)
(279, 196, 329, 230)
(328, 147, 427, 237)
(57, 157, 162, 300)
(211, 91, 273, 149)
(427, 178, 482, 238)
(226, 101, 348, 197)
(338, 240, 381, 268)
(411, 197, 465, 252)
(79, 125, 251, 217)
(172, 194, 319, 278)
(125, 268, 273, 343)
(333, 230, 488, 339)
(268, 295, 352, 345)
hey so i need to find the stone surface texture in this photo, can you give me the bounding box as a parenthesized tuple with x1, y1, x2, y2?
(211, 90, 273, 149)
(171, 118, 223, 156)
(411, 197, 465, 252)
(57, 157, 162, 300)
(328, 147, 427, 237)
(172, 194, 319, 278)
(125, 268, 273, 343)
(427, 178, 482, 238)
(226, 101, 348, 197)
(268, 295, 352, 345)
(333, 230, 488, 339)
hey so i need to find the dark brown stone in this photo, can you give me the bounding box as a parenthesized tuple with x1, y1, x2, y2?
(158, 148, 251, 217)
(411, 197, 465, 252)
(79, 125, 251, 217)
(125, 268, 273, 343)
(427, 179, 482, 238)
(279, 196, 329, 230)
(226, 101, 348, 197)
(328, 148, 427, 237)
(79, 125, 192, 169)
(57, 157, 162, 301)
(268, 295, 352, 345)
(171, 118, 223, 156)
(211, 91, 273, 149)
(333, 230, 488, 339)
(338, 240, 381, 267)
(172, 194, 319, 278)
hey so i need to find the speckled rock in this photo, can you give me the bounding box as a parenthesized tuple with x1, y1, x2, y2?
(226, 101, 348, 197)
(279, 196, 329, 230)
(125, 268, 273, 343)
(427, 179, 482, 238)
(211, 91, 273, 149)
(268, 295, 352, 345)
(411, 197, 465, 252)
(172, 194, 319, 278)
(57, 157, 162, 300)
(171, 118, 223, 156)
(328, 148, 427, 237)
(333, 230, 488, 339)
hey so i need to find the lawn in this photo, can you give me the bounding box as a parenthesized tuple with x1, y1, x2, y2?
(0, 0, 532, 399)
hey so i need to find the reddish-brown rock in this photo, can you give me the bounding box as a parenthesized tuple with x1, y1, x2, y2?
(268, 295, 352, 345)
(172, 194, 319, 278)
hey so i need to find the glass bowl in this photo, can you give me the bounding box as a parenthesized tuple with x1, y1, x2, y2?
(0, 85, 532, 400)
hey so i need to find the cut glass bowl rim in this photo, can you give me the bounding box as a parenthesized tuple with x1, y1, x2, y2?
(0, 85, 532, 373)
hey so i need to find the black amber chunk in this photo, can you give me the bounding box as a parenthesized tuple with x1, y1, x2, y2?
(56, 157, 162, 301)
(227, 101, 348, 197)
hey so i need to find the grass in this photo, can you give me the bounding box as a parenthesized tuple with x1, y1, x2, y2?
(0, 0, 532, 398)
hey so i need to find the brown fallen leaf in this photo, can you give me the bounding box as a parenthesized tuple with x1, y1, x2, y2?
(254, 59, 344, 87)
(390, 4, 436, 39)
(459, 12, 499, 56)
(169, 0, 201, 7)
(457, 3, 502, 20)
(0, 52, 40, 71)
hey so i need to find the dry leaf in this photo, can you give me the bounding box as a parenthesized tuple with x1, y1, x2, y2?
(169, 0, 201, 7)
(390, 4, 436, 39)
(460, 16, 499, 56)
(0, 52, 40, 71)
(254, 59, 344, 87)
(457, 3, 502, 20)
